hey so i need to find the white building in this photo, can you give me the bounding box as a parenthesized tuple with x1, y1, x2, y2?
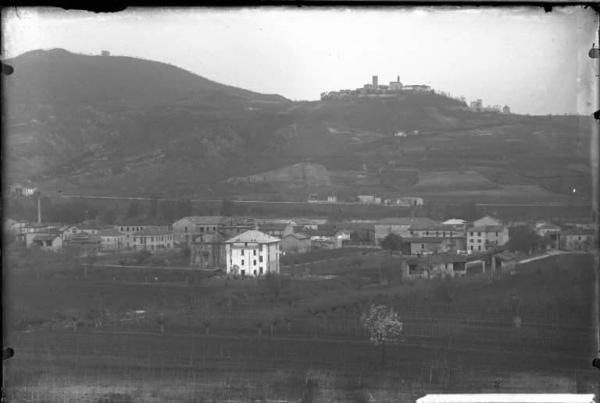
(225, 230, 280, 277)
(467, 225, 509, 252)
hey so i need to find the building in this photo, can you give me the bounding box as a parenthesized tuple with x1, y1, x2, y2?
(534, 222, 562, 249)
(281, 232, 311, 254)
(466, 225, 509, 252)
(372, 75, 378, 89)
(562, 228, 594, 251)
(403, 84, 432, 92)
(129, 228, 174, 252)
(407, 237, 446, 255)
(502, 105, 511, 114)
(225, 230, 280, 277)
(28, 233, 63, 251)
(470, 99, 483, 112)
(258, 222, 294, 238)
(172, 216, 225, 244)
(357, 195, 379, 204)
(374, 217, 439, 243)
(66, 232, 101, 254)
(190, 232, 226, 268)
(401, 254, 467, 279)
(389, 75, 403, 91)
(97, 228, 126, 250)
(472, 216, 502, 227)
(101, 50, 110, 56)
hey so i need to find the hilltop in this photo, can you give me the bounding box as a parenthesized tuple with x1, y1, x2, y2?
(3, 49, 593, 204)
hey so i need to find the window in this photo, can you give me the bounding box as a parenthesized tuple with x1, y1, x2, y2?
(241, 249, 244, 256)
(253, 260, 257, 266)
(259, 267, 263, 274)
(253, 249, 257, 256)
(470, 232, 474, 236)
(421, 244, 425, 249)
(259, 256, 263, 263)
(241, 259, 245, 265)
(478, 232, 481, 236)
(244, 242, 248, 247)
(470, 246, 474, 251)
(495, 232, 498, 236)
(478, 246, 482, 251)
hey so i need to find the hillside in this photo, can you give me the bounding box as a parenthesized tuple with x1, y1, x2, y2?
(3, 49, 593, 203)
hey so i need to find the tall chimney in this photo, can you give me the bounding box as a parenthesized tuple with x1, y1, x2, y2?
(37, 194, 42, 224)
(372, 75, 378, 88)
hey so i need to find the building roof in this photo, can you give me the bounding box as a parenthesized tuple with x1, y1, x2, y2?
(283, 232, 310, 240)
(33, 234, 61, 242)
(259, 223, 290, 231)
(135, 228, 173, 236)
(97, 228, 125, 237)
(174, 216, 224, 226)
(468, 225, 505, 233)
(225, 230, 280, 244)
(442, 218, 466, 225)
(376, 217, 438, 227)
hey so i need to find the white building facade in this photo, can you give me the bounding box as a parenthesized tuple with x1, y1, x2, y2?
(225, 230, 280, 277)
(467, 225, 509, 252)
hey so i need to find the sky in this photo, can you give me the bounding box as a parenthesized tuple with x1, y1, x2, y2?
(2, 6, 598, 115)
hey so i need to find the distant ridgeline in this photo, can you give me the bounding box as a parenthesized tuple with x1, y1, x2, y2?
(321, 74, 434, 100)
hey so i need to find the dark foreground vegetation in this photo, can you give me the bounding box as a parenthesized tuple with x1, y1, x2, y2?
(3, 244, 598, 402)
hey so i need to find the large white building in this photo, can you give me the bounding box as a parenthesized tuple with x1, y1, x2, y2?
(225, 230, 280, 277)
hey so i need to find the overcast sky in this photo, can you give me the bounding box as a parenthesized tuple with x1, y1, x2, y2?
(2, 7, 598, 115)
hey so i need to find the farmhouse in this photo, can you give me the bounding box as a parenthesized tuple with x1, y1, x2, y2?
(130, 228, 174, 252)
(466, 225, 509, 252)
(225, 230, 280, 277)
(281, 232, 311, 254)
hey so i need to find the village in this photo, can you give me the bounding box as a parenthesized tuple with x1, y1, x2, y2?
(5, 198, 594, 281)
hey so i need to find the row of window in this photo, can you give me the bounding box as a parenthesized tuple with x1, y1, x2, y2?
(240, 256, 264, 265)
(132, 235, 172, 242)
(469, 232, 500, 236)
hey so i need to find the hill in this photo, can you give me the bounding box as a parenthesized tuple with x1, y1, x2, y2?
(3, 49, 593, 204)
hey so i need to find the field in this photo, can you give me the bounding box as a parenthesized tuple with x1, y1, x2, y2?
(3, 247, 599, 402)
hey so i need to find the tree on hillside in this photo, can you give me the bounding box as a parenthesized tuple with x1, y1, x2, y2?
(507, 226, 544, 254)
(360, 304, 404, 367)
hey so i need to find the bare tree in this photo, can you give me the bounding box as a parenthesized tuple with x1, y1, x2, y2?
(360, 304, 404, 367)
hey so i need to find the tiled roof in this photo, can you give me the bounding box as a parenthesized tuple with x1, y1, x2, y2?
(226, 230, 280, 244)
(135, 228, 172, 236)
(33, 234, 60, 242)
(283, 232, 310, 240)
(468, 225, 505, 232)
(562, 228, 595, 236)
(376, 217, 438, 226)
(97, 228, 125, 237)
(174, 216, 224, 226)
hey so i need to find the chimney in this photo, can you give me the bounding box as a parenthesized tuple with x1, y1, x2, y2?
(372, 75, 378, 88)
(37, 194, 42, 224)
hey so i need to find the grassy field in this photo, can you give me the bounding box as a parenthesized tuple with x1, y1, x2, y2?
(3, 248, 598, 402)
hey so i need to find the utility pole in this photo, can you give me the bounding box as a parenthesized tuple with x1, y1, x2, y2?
(588, 22, 600, 396)
(36, 190, 42, 224)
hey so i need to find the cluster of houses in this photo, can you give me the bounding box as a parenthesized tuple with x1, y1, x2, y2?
(308, 194, 424, 207)
(4, 212, 595, 279)
(320, 74, 433, 100)
(469, 99, 511, 114)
